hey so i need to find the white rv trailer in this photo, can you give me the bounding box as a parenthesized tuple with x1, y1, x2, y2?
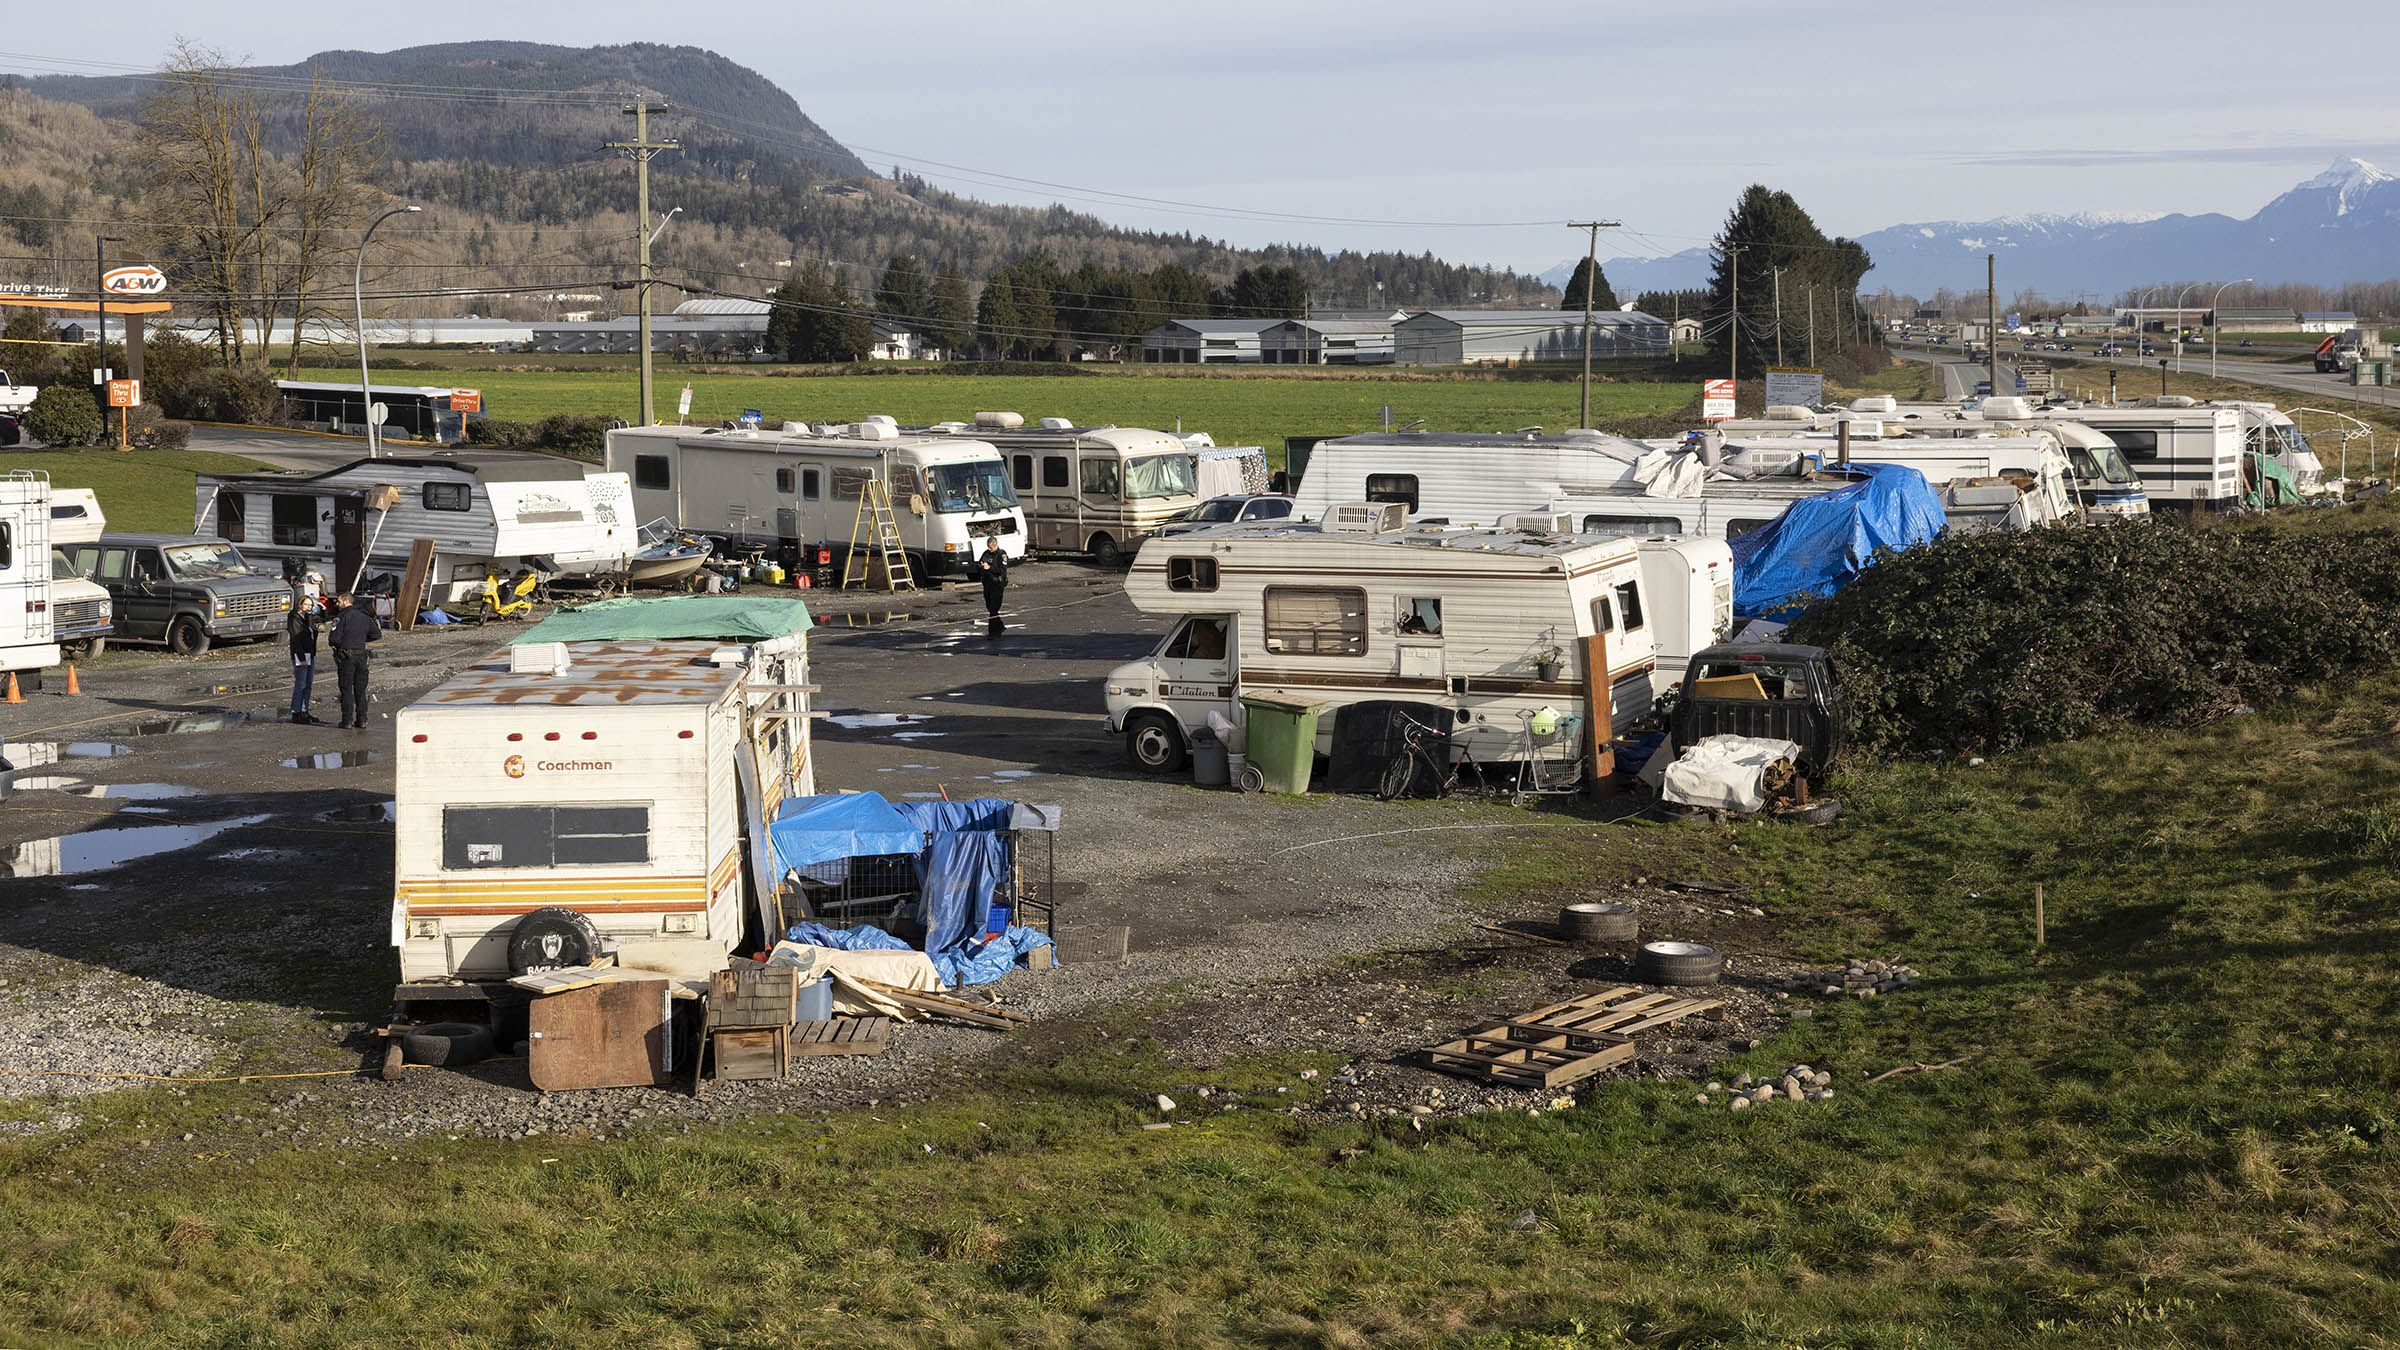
(605, 420, 1026, 579)
(1695, 433, 2082, 531)
(1724, 397, 2152, 518)
(2019, 400, 2244, 511)
(918, 413, 1201, 564)
(1631, 534, 1735, 674)
(392, 625, 814, 988)
(0, 471, 57, 675)
(1107, 508, 1662, 773)
(46, 488, 112, 658)
(194, 453, 637, 604)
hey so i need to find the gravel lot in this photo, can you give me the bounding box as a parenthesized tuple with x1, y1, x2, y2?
(0, 563, 1796, 1150)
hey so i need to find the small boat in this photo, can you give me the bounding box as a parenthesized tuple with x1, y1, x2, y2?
(628, 518, 713, 588)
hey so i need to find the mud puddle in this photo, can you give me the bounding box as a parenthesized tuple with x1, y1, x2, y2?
(2, 814, 273, 877)
(280, 751, 385, 770)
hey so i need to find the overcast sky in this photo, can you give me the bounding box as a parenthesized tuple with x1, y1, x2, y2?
(13, 1, 2400, 274)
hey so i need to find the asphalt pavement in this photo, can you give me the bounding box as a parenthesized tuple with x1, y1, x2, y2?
(189, 424, 382, 471)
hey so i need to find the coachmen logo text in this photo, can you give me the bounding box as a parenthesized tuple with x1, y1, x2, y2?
(504, 755, 615, 775)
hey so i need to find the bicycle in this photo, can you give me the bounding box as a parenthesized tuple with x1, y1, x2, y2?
(1376, 712, 1474, 801)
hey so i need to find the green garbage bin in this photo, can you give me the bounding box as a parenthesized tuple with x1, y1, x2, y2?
(1239, 692, 1331, 794)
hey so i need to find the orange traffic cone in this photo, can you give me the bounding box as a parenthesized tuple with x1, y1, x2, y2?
(64, 664, 81, 695)
(2, 673, 21, 704)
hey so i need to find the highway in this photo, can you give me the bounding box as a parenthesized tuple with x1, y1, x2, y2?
(1897, 341, 2396, 412)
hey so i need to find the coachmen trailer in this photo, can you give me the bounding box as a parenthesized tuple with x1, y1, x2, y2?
(195, 453, 636, 604)
(919, 413, 1201, 564)
(389, 599, 815, 1017)
(605, 420, 1026, 579)
(1107, 507, 1660, 773)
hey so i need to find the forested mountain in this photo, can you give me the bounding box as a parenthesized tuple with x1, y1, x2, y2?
(9, 42, 1554, 324)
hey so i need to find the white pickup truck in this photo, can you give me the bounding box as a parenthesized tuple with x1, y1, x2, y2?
(0, 371, 35, 415)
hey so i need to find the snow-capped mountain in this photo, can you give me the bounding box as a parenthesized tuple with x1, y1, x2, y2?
(1580, 159, 2400, 297)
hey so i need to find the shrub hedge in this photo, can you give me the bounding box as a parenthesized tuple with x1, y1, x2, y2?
(23, 384, 103, 446)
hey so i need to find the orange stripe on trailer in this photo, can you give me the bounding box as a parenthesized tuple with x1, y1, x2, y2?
(405, 900, 710, 917)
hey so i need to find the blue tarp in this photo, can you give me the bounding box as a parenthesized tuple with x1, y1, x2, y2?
(1728, 462, 1947, 619)
(786, 921, 1055, 988)
(891, 798, 1015, 955)
(767, 792, 926, 869)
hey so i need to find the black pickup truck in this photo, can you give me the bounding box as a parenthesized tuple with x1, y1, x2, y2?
(1667, 643, 1846, 776)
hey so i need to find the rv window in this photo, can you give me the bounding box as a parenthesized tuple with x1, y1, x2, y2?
(633, 455, 672, 490)
(1399, 597, 1442, 635)
(2107, 430, 2161, 461)
(1591, 596, 1616, 632)
(1615, 581, 1646, 632)
(1365, 473, 1420, 511)
(441, 804, 650, 870)
(1081, 458, 1121, 498)
(1041, 456, 1071, 489)
(0, 521, 8, 570)
(801, 469, 821, 500)
(271, 494, 318, 547)
(1166, 556, 1218, 592)
(891, 466, 922, 502)
(1723, 518, 1776, 539)
(1164, 617, 1228, 661)
(1012, 454, 1034, 491)
(218, 492, 246, 542)
(831, 467, 871, 500)
(775, 468, 796, 494)
(1263, 586, 1368, 656)
(422, 482, 471, 512)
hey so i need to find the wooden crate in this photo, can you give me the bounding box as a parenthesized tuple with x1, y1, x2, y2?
(791, 1017, 891, 1058)
(709, 965, 798, 1029)
(709, 1026, 789, 1081)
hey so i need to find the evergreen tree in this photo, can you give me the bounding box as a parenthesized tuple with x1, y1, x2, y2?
(765, 263, 872, 363)
(1558, 257, 1618, 313)
(926, 262, 974, 356)
(874, 253, 932, 326)
(1705, 185, 1873, 380)
(974, 271, 1022, 358)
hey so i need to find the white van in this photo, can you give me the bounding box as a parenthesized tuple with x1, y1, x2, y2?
(606, 420, 1026, 579)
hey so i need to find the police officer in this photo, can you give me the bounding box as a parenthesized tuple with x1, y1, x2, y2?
(327, 592, 380, 730)
(973, 536, 1009, 623)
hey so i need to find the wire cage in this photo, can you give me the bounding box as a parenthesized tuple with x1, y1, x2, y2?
(780, 802, 1060, 942)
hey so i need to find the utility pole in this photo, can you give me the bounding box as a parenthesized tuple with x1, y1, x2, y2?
(1565, 219, 1622, 429)
(1726, 246, 1740, 383)
(93, 235, 118, 421)
(1987, 253, 2000, 400)
(1771, 266, 1786, 365)
(607, 102, 679, 426)
(1807, 286, 1816, 367)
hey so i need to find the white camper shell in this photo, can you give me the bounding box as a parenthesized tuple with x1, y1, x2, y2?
(194, 453, 637, 604)
(1107, 511, 1662, 772)
(921, 413, 1201, 564)
(0, 471, 57, 674)
(605, 420, 1026, 578)
(46, 487, 112, 657)
(392, 634, 814, 986)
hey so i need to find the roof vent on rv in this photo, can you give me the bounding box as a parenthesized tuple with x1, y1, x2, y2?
(856, 421, 899, 441)
(2148, 395, 2198, 408)
(704, 646, 749, 669)
(781, 421, 808, 434)
(1765, 403, 1814, 420)
(1501, 511, 1577, 535)
(1849, 395, 1899, 414)
(1321, 501, 1408, 535)
(974, 411, 1026, 429)
(1978, 396, 2035, 418)
(1037, 417, 1073, 431)
(510, 642, 572, 677)
(863, 415, 898, 430)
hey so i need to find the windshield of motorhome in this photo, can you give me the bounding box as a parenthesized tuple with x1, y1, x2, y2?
(931, 461, 1020, 513)
(1125, 454, 1198, 501)
(2066, 445, 2140, 485)
(163, 543, 252, 578)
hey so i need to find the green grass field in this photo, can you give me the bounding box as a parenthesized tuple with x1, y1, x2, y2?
(0, 449, 270, 532)
(5, 651, 2398, 1341)
(297, 365, 1704, 453)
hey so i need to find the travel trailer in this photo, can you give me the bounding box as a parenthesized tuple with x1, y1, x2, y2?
(46, 488, 112, 659)
(1718, 397, 2147, 520)
(605, 419, 1026, 579)
(1691, 431, 2081, 532)
(194, 454, 638, 605)
(919, 413, 1200, 564)
(0, 471, 57, 676)
(390, 599, 816, 994)
(1107, 508, 1663, 773)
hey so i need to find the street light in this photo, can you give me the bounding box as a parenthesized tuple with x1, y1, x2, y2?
(355, 205, 422, 459)
(2209, 277, 2253, 378)
(94, 235, 123, 419)
(2174, 282, 2204, 372)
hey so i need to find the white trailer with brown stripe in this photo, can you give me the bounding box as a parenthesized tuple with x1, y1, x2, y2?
(389, 625, 814, 1012)
(1106, 507, 1660, 773)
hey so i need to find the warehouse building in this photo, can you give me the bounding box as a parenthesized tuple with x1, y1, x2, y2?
(1392, 309, 1669, 365)
(1139, 317, 1281, 364)
(530, 298, 772, 357)
(1259, 317, 1396, 364)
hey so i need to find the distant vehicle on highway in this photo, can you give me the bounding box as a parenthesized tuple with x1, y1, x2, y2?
(2239, 339, 2255, 349)
(1973, 380, 1994, 396)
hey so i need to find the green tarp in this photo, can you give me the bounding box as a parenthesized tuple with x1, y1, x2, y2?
(511, 595, 814, 644)
(2243, 451, 2303, 510)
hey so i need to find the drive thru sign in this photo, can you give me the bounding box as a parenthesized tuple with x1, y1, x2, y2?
(1702, 378, 1737, 421)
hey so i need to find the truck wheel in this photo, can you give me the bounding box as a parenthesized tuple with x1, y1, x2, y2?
(1633, 940, 1724, 987)
(1124, 713, 1188, 773)
(1088, 533, 1124, 567)
(399, 1021, 495, 1068)
(507, 906, 603, 973)
(165, 615, 211, 656)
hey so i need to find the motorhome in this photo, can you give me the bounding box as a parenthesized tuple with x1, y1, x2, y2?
(0, 471, 57, 676)
(1107, 507, 1662, 774)
(920, 413, 1200, 564)
(1631, 534, 1735, 673)
(2022, 400, 2244, 512)
(1722, 398, 2149, 520)
(194, 454, 638, 605)
(46, 488, 112, 659)
(391, 599, 815, 993)
(1691, 430, 2081, 531)
(605, 419, 1026, 580)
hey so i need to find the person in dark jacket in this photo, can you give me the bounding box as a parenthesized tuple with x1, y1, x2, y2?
(972, 536, 1009, 622)
(327, 592, 380, 730)
(286, 592, 324, 725)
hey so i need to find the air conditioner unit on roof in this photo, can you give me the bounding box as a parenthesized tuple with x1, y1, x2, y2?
(1501, 511, 1576, 534)
(1321, 501, 1407, 534)
(1037, 416, 1073, 430)
(1849, 395, 1899, 414)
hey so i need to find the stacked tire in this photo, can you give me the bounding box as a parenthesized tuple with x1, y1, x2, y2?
(1558, 902, 1638, 944)
(1634, 941, 1724, 987)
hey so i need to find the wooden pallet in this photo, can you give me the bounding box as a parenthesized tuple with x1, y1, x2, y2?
(1423, 985, 1725, 1088)
(791, 1016, 891, 1058)
(849, 979, 1030, 1031)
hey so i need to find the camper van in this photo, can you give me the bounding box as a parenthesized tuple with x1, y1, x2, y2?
(921, 413, 1200, 564)
(0, 471, 57, 676)
(194, 454, 637, 605)
(1106, 508, 1661, 773)
(605, 420, 1026, 579)
(46, 488, 111, 659)
(391, 607, 815, 992)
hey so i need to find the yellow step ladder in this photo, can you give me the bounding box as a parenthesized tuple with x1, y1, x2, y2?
(841, 477, 917, 592)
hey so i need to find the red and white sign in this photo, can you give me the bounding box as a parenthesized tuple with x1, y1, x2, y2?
(451, 387, 483, 414)
(100, 265, 168, 297)
(1702, 378, 1738, 421)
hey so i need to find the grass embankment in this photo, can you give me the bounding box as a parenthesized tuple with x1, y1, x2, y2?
(6, 670, 2398, 1340)
(0, 450, 270, 533)
(292, 365, 1702, 453)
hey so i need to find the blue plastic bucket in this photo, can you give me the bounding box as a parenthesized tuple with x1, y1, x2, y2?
(795, 973, 834, 1022)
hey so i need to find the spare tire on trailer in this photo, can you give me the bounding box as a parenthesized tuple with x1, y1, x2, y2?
(507, 906, 603, 974)
(1634, 940, 1724, 987)
(399, 1020, 495, 1068)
